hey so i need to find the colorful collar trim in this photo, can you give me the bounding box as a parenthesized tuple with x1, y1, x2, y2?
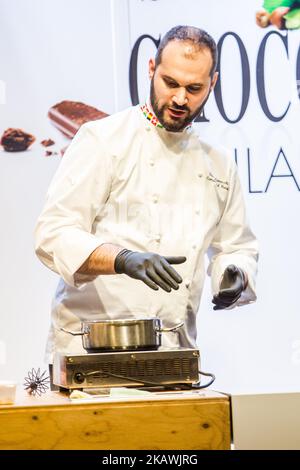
(140, 103, 164, 128)
(140, 102, 193, 132)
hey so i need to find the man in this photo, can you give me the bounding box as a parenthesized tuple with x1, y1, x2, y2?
(35, 25, 258, 366)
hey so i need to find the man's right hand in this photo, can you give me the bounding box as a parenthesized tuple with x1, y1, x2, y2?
(114, 249, 186, 292)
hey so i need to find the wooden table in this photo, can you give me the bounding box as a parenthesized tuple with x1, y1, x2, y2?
(0, 388, 231, 450)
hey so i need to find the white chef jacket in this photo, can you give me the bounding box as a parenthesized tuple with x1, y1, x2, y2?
(35, 104, 258, 362)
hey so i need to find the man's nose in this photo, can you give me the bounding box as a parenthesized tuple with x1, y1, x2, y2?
(172, 88, 188, 106)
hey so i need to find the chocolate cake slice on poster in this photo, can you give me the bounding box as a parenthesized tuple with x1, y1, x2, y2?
(48, 100, 109, 138)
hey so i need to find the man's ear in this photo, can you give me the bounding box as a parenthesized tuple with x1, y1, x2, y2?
(148, 58, 156, 80)
(210, 71, 219, 91)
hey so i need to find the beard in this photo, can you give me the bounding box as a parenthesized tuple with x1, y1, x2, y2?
(150, 77, 211, 132)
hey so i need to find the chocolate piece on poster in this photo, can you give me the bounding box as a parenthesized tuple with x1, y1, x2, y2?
(1, 128, 35, 152)
(48, 100, 109, 138)
(45, 150, 58, 157)
(41, 138, 55, 147)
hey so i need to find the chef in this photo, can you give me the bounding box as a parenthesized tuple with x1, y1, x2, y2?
(35, 25, 258, 366)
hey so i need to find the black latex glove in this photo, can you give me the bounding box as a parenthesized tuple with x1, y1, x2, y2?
(212, 264, 247, 310)
(114, 249, 186, 292)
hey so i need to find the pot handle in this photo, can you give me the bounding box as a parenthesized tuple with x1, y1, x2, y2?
(158, 321, 184, 333)
(59, 327, 83, 336)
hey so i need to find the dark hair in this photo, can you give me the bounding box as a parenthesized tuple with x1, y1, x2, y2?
(155, 25, 218, 77)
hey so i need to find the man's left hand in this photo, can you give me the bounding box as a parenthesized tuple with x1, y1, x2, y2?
(212, 265, 247, 310)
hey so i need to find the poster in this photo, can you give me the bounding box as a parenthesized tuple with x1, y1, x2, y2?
(1, 0, 299, 392)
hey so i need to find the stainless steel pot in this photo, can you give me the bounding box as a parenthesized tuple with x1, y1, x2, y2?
(60, 318, 183, 352)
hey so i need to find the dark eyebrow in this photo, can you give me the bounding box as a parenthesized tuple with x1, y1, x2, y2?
(162, 75, 203, 87)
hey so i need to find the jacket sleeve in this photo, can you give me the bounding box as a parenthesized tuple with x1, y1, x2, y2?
(34, 122, 113, 288)
(207, 161, 259, 306)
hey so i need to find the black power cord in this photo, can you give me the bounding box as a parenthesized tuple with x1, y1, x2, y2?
(82, 368, 215, 390)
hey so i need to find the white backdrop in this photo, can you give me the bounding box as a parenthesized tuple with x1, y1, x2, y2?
(1, 0, 300, 393)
